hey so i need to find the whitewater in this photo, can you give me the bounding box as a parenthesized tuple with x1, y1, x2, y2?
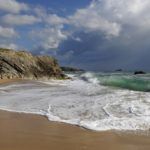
(0, 72, 150, 131)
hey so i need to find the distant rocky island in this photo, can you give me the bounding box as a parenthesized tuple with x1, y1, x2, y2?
(61, 66, 84, 72)
(0, 48, 66, 80)
(134, 71, 146, 75)
(114, 69, 146, 75)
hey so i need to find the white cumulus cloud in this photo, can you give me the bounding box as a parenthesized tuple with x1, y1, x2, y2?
(0, 0, 28, 13)
(2, 14, 41, 26)
(30, 27, 67, 49)
(0, 26, 17, 38)
(0, 43, 19, 49)
(46, 14, 68, 26)
(67, 0, 150, 37)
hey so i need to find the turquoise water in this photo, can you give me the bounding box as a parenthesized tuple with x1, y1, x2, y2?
(80, 72, 150, 92)
(100, 75, 150, 92)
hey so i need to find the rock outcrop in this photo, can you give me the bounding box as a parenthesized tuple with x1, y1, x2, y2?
(61, 66, 84, 72)
(115, 69, 123, 72)
(0, 48, 65, 79)
(134, 71, 146, 75)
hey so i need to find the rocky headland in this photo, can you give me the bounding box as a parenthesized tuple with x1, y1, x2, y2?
(61, 66, 84, 72)
(0, 48, 66, 80)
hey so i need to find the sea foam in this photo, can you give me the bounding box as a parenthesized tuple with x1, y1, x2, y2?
(0, 72, 150, 131)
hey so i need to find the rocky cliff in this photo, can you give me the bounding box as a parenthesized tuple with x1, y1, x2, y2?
(0, 48, 65, 80)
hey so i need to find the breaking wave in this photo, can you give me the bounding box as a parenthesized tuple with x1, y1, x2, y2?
(80, 72, 150, 92)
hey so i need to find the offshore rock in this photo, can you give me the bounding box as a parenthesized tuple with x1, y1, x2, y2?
(134, 71, 146, 75)
(61, 66, 84, 72)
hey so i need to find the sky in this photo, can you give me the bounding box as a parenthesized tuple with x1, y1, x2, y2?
(0, 0, 150, 71)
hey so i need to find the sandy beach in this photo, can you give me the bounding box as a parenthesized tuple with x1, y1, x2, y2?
(0, 110, 150, 150)
(0, 79, 22, 85)
(0, 80, 150, 150)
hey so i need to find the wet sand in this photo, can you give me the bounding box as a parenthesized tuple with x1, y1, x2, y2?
(0, 110, 150, 150)
(0, 79, 22, 85)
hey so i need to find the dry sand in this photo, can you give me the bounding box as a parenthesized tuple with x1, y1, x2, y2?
(0, 79, 150, 150)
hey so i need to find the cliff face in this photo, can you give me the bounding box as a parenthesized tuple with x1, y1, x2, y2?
(0, 48, 65, 79)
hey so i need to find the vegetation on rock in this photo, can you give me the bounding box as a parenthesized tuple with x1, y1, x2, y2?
(0, 48, 65, 79)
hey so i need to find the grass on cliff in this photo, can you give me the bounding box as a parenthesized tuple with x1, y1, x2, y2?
(0, 48, 12, 53)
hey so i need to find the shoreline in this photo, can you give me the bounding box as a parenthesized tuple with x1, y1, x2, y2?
(0, 110, 150, 150)
(0, 78, 23, 85)
(0, 79, 150, 149)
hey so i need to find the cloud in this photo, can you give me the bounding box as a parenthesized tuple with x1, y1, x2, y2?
(30, 27, 67, 50)
(2, 14, 41, 26)
(0, 26, 17, 38)
(45, 14, 68, 26)
(69, 7, 121, 37)
(27, 8, 70, 51)
(0, 43, 18, 49)
(0, 25, 18, 50)
(0, 0, 28, 13)
(34, 7, 68, 26)
(52, 0, 150, 71)
(89, 0, 150, 30)
(57, 31, 149, 71)
(66, 0, 150, 38)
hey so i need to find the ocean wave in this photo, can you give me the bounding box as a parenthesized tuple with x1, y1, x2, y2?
(80, 72, 150, 92)
(0, 72, 150, 131)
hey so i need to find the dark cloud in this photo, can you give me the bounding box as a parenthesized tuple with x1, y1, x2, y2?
(51, 30, 150, 71)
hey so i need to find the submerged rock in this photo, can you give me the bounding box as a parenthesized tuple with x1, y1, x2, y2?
(0, 48, 65, 80)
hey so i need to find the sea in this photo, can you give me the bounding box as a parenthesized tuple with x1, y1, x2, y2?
(0, 71, 150, 131)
